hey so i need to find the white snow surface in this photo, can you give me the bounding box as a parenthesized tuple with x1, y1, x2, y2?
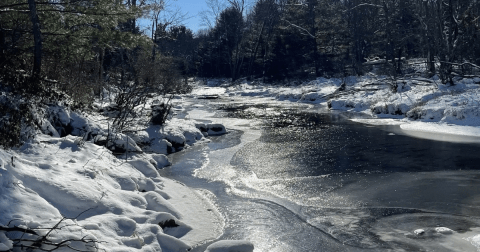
(0, 133, 223, 251)
(466, 234, 480, 251)
(4, 73, 480, 250)
(202, 75, 480, 140)
(0, 93, 231, 251)
(205, 240, 254, 252)
(0, 232, 12, 250)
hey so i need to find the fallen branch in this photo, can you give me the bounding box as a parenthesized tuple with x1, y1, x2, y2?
(439, 61, 480, 70)
(0, 226, 38, 235)
(2, 208, 99, 252)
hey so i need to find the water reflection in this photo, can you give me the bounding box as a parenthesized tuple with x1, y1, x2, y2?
(223, 104, 480, 251)
(166, 98, 480, 251)
(232, 111, 480, 178)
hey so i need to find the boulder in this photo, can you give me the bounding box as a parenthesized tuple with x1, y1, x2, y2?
(207, 124, 227, 136)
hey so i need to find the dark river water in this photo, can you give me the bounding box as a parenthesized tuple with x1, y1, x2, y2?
(161, 96, 480, 251)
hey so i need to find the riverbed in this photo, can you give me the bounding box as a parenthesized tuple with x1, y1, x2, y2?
(162, 89, 480, 251)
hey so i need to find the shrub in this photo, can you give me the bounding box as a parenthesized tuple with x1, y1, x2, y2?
(0, 97, 35, 148)
(107, 47, 191, 131)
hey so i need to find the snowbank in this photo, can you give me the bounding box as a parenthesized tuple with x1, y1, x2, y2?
(205, 240, 254, 252)
(400, 122, 480, 136)
(215, 75, 480, 139)
(0, 133, 223, 251)
(0, 91, 231, 251)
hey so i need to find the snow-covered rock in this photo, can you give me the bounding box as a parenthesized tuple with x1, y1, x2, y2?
(414, 229, 425, 235)
(435, 227, 454, 234)
(205, 240, 254, 252)
(163, 118, 204, 144)
(151, 154, 171, 169)
(145, 138, 173, 154)
(107, 133, 142, 153)
(46, 106, 72, 137)
(129, 157, 160, 178)
(207, 124, 227, 136)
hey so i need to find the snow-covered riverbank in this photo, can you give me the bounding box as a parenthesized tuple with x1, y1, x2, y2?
(0, 91, 255, 251)
(202, 75, 480, 140)
(2, 74, 480, 251)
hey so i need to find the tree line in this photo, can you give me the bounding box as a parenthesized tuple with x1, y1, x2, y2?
(0, 0, 192, 104)
(1, 0, 480, 98)
(0, 0, 193, 147)
(184, 0, 480, 84)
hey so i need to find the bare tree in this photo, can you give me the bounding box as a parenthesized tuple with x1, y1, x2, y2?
(200, 0, 227, 29)
(28, 0, 42, 85)
(145, 0, 188, 59)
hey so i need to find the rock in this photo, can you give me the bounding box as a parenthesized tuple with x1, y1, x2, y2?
(414, 229, 425, 235)
(195, 123, 209, 137)
(207, 123, 227, 136)
(164, 134, 185, 151)
(144, 139, 173, 154)
(159, 219, 179, 229)
(205, 240, 254, 252)
(102, 104, 120, 117)
(195, 123, 208, 132)
(151, 154, 171, 169)
(198, 95, 219, 99)
(435, 227, 453, 234)
(151, 104, 171, 125)
(46, 106, 73, 137)
(98, 133, 142, 154)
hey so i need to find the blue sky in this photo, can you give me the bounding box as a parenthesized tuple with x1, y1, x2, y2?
(173, 0, 208, 32)
(138, 0, 210, 35)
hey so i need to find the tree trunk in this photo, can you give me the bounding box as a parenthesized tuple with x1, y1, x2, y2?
(0, 29, 5, 67)
(247, 22, 265, 80)
(307, 0, 320, 77)
(152, 20, 156, 61)
(97, 47, 105, 90)
(28, 0, 42, 85)
(382, 0, 397, 77)
(131, 0, 136, 33)
(424, 0, 436, 75)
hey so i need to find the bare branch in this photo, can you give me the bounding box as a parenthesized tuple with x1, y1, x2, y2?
(281, 19, 315, 38)
(343, 3, 382, 13)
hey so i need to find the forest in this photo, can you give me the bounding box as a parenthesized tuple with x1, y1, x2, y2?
(2, 0, 480, 89)
(194, 0, 480, 83)
(1, 0, 480, 146)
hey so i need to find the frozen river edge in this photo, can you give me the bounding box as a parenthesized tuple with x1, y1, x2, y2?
(2, 76, 480, 251)
(176, 81, 480, 251)
(0, 88, 254, 251)
(203, 76, 480, 143)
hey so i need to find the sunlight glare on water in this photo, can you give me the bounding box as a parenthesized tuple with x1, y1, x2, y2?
(168, 96, 480, 251)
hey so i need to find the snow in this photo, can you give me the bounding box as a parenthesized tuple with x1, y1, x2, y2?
(466, 234, 480, 251)
(0, 90, 231, 251)
(4, 71, 479, 250)
(0, 232, 13, 251)
(435, 227, 454, 234)
(206, 124, 228, 136)
(0, 133, 224, 251)
(350, 118, 406, 126)
(400, 122, 480, 136)
(205, 240, 254, 252)
(413, 229, 425, 235)
(204, 75, 480, 140)
(151, 154, 171, 169)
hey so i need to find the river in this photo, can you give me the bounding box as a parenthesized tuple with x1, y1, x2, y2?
(160, 91, 480, 252)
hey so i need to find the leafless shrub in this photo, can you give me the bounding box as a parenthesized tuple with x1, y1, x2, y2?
(1, 208, 101, 251)
(107, 47, 190, 132)
(0, 97, 35, 148)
